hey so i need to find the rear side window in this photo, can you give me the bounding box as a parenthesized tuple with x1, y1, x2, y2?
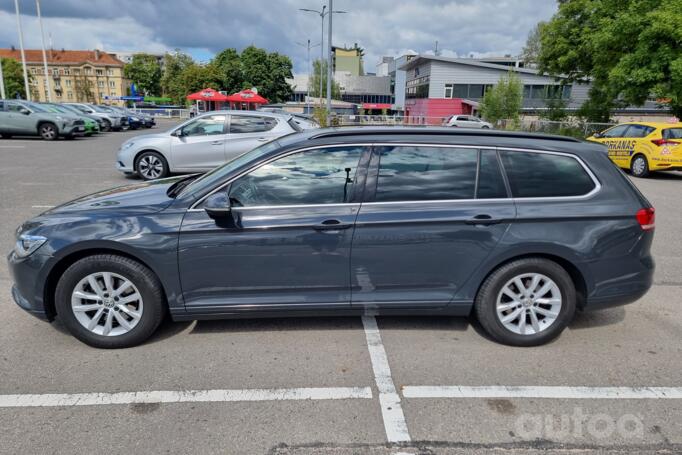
(230, 115, 277, 134)
(375, 146, 478, 202)
(663, 128, 682, 140)
(625, 124, 655, 138)
(477, 150, 508, 199)
(602, 124, 629, 138)
(500, 151, 596, 198)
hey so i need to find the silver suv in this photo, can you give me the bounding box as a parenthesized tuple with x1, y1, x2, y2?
(65, 103, 127, 132)
(0, 100, 85, 140)
(116, 110, 306, 180)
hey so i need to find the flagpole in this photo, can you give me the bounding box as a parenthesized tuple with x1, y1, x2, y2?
(14, 0, 31, 101)
(36, 0, 52, 102)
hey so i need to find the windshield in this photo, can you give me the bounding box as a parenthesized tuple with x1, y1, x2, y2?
(43, 104, 72, 114)
(180, 140, 282, 197)
(90, 105, 113, 113)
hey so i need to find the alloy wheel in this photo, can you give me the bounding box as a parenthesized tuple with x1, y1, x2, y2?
(495, 273, 562, 335)
(71, 272, 143, 337)
(138, 155, 163, 179)
(40, 125, 56, 140)
(632, 157, 647, 176)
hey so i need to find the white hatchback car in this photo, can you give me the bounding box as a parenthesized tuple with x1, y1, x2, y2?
(444, 115, 493, 129)
(116, 110, 305, 180)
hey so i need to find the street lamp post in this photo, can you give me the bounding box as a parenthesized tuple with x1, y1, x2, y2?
(36, 0, 52, 102)
(296, 39, 320, 114)
(14, 0, 31, 101)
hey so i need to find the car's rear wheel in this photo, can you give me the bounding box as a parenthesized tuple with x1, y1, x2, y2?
(630, 154, 650, 178)
(39, 123, 58, 141)
(55, 254, 165, 349)
(135, 151, 169, 180)
(474, 258, 576, 346)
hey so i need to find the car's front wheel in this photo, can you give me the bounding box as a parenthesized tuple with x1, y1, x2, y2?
(55, 254, 165, 348)
(474, 258, 576, 346)
(39, 123, 58, 141)
(630, 154, 650, 178)
(135, 151, 169, 180)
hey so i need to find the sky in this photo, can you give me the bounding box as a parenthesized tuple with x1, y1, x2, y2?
(0, 0, 558, 74)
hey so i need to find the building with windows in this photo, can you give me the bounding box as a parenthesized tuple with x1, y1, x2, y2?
(399, 55, 588, 123)
(287, 71, 393, 110)
(332, 45, 364, 76)
(0, 48, 128, 105)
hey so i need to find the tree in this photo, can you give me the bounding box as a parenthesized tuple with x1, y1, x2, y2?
(480, 72, 523, 125)
(123, 53, 162, 96)
(0, 57, 31, 99)
(178, 63, 223, 96)
(211, 48, 242, 94)
(536, 0, 682, 120)
(309, 59, 341, 100)
(521, 22, 545, 65)
(161, 50, 194, 104)
(264, 52, 294, 103)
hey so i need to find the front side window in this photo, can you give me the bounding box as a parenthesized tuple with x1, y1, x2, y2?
(180, 115, 226, 136)
(6, 103, 26, 113)
(624, 124, 655, 138)
(602, 124, 629, 138)
(228, 146, 364, 207)
(500, 151, 596, 198)
(230, 115, 277, 134)
(374, 146, 478, 202)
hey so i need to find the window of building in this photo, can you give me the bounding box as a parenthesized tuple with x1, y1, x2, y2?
(228, 146, 364, 206)
(98, 80, 105, 88)
(63, 68, 70, 76)
(444, 84, 453, 98)
(109, 80, 116, 88)
(110, 91, 116, 97)
(500, 151, 596, 198)
(67, 91, 73, 100)
(99, 92, 106, 99)
(374, 146, 478, 202)
(107, 69, 114, 76)
(468, 84, 485, 98)
(229, 115, 278, 133)
(85, 67, 92, 75)
(30, 68, 37, 74)
(96, 69, 103, 76)
(73, 69, 80, 75)
(65, 79, 72, 87)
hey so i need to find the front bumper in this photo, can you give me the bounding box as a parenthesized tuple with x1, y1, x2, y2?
(62, 124, 86, 136)
(7, 250, 53, 321)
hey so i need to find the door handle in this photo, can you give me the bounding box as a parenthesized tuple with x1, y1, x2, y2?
(257, 137, 269, 142)
(211, 140, 223, 145)
(312, 219, 353, 231)
(465, 214, 502, 226)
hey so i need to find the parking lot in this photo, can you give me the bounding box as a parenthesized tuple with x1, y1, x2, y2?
(0, 121, 680, 454)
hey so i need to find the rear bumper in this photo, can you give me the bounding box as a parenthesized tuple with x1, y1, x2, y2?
(583, 255, 655, 311)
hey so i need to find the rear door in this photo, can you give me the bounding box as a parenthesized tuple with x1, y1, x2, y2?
(350, 145, 515, 308)
(170, 114, 228, 171)
(596, 124, 632, 168)
(224, 115, 282, 161)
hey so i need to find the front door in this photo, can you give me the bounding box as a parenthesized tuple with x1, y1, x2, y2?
(178, 145, 370, 313)
(171, 114, 228, 171)
(5, 102, 35, 132)
(351, 145, 515, 308)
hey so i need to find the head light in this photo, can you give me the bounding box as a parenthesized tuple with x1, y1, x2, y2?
(14, 234, 47, 258)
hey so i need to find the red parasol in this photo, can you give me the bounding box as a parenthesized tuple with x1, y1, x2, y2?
(225, 89, 269, 105)
(186, 88, 230, 102)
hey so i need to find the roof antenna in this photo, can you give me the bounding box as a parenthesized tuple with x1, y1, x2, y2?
(434, 40, 440, 56)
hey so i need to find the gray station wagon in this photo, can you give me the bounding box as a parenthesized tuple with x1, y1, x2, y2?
(8, 128, 655, 348)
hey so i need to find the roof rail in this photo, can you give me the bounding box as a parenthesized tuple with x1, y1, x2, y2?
(308, 127, 581, 143)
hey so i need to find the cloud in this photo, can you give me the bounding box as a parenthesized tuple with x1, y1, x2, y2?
(0, 0, 557, 73)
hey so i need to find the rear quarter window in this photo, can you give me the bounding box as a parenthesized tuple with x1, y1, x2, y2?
(500, 151, 596, 198)
(663, 128, 682, 140)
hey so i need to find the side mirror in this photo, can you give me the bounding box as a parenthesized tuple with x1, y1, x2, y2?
(204, 192, 232, 219)
(19, 108, 31, 115)
(171, 128, 185, 137)
(593, 132, 604, 138)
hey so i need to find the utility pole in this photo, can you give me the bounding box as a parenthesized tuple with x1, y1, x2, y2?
(14, 0, 31, 101)
(296, 39, 320, 114)
(326, 0, 333, 112)
(36, 0, 52, 101)
(0, 58, 6, 99)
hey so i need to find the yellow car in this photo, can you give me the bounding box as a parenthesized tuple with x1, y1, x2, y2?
(588, 122, 682, 177)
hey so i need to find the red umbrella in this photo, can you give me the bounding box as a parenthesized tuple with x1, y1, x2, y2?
(186, 88, 230, 102)
(225, 89, 269, 105)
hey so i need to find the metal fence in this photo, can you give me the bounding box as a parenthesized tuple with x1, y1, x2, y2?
(130, 108, 191, 119)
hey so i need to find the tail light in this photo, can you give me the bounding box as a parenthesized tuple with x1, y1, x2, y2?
(651, 138, 679, 146)
(636, 207, 655, 231)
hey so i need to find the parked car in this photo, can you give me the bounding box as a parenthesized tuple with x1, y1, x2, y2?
(56, 103, 105, 131)
(65, 103, 127, 132)
(98, 105, 142, 130)
(116, 110, 302, 180)
(260, 107, 320, 130)
(107, 106, 155, 128)
(444, 115, 493, 129)
(587, 122, 682, 177)
(9, 127, 655, 348)
(41, 103, 100, 136)
(0, 100, 86, 140)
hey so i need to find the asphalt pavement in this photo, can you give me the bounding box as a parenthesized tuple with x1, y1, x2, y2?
(0, 121, 680, 454)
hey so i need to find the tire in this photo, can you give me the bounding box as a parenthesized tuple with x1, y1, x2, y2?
(474, 258, 576, 347)
(54, 254, 165, 349)
(0, 133, 11, 139)
(38, 122, 58, 141)
(100, 119, 112, 132)
(482, 125, 490, 129)
(630, 154, 650, 178)
(135, 151, 169, 180)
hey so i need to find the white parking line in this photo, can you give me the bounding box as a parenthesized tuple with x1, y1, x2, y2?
(402, 385, 682, 400)
(362, 316, 411, 443)
(0, 145, 26, 149)
(31, 205, 54, 209)
(0, 386, 373, 408)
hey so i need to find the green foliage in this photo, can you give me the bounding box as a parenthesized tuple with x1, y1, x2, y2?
(124, 53, 162, 96)
(0, 57, 31, 99)
(312, 106, 329, 127)
(160, 46, 293, 106)
(309, 59, 341, 100)
(537, 0, 682, 120)
(480, 72, 523, 125)
(521, 21, 545, 65)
